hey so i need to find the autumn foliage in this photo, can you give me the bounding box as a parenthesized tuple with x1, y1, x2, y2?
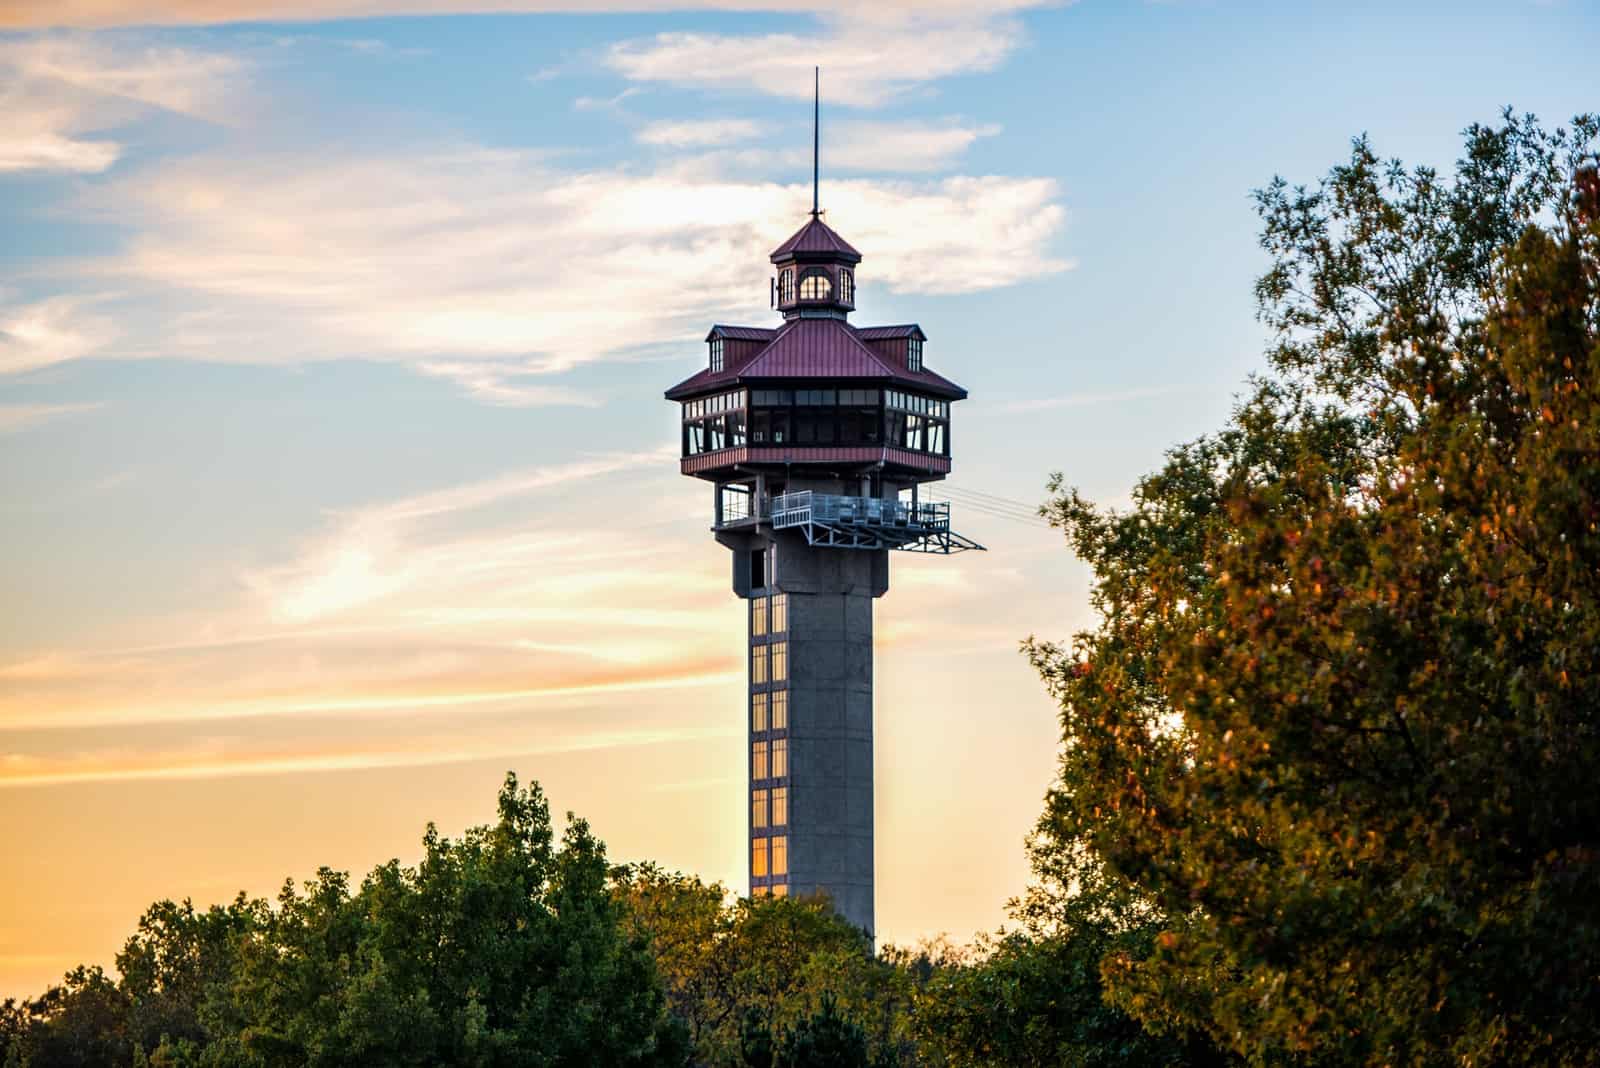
(1031, 111, 1600, 1063)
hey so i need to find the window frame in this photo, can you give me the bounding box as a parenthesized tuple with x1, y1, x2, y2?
(908, 336, 923, 372)
(797, 268, 833, 302)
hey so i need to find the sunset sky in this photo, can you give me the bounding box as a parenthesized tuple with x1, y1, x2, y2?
(2, 0, 1596, 1001)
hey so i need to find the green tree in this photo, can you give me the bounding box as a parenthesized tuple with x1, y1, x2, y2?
(614, 869, 908, 1067)
(1030, 111, 1600, 1064)
(778, 993, 869, 1068)
(909, 838, 1229, 1068)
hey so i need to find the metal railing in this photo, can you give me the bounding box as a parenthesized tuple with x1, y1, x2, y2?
(769, 491, 949, 532)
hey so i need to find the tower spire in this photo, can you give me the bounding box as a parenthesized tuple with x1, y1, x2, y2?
(811, 66, 820, 218)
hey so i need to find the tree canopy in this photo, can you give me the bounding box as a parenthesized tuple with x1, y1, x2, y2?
(1030, 110, 1600, 1064)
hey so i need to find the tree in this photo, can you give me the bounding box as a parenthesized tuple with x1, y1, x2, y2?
(909, 837, 1229, 1067)
(778, 993, 869, 1068)
(1030, 111, 1600, 1064)
(613, 868, 909, 1067)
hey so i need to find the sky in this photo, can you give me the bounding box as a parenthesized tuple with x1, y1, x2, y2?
(2, 0, 1596, 1001)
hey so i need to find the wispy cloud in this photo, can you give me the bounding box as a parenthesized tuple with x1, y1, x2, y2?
(0, 297, 114, 375)
(606, 10, 1032, 106)
(637, 117, 766, 147)
(831, 119, 1000, 172)
(4, 1, 1045, 30)
(0, 401, 102, 434)
(0, 35, 245, 173)
(49, 147, 1065, 393)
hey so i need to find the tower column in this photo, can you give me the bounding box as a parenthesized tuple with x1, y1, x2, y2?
(742, 515, 885, 935)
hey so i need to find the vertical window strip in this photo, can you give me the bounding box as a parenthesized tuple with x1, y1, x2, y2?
(752, 788, 769, 829)
(751, 645, 769, 685)
(752, 692, 769, 733)
(770, 641, 787, 682)
(770, 690, 788, 731)
(751, 597, 767, 637)
(772, 786, 788, 827)
(771, 593, 788, 633)
(772, 738, 788, 778)
(771, 835, 788, 876)
(753, 741, 769, 781)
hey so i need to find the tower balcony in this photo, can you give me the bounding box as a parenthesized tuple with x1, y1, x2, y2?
(762, 490, 983, 554)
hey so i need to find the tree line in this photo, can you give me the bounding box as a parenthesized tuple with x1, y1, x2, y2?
(6, 109, 1598, 1066)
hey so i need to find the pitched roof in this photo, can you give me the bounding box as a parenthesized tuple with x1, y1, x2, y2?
(769, 216, 862, 263)
(853, 324, 926, 341)
(705, 324, 779, 342)
(665, 318, 966, 400)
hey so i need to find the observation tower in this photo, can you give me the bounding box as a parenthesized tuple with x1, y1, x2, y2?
(664, 76, 981, 935)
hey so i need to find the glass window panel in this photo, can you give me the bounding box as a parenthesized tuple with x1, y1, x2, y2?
(771, 690, 788, 731)
(772, 786, 788, 827)
(771, 594, 787, 633)
(751, 598, 767, 637)
(751, 645, 768, 685)
(752, 837, 769, 877)
(771, 835, 788, 876)
(752, 789, 769, 829)
(752, 692, 769, 733)
(927, 422, 947, 455)
(752, 884, 769, 898)
(753, 741, 769, 781)
(772, 738, 788, 778)
(770, 641, 787, 683)
(902, 414, 922, 451)
(771, 883, 788, 898)
(799, 271, 831, 300)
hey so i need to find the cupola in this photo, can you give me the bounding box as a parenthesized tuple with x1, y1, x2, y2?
(771, 216, 861, 319)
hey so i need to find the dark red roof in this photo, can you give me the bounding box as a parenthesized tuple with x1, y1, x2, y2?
(853, 324, 925, 341)
(705, 324, 778, 342)
(664, 318, 966, 400)
(769, 217, 862, 263)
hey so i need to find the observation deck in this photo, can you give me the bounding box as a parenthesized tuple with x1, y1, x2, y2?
(718, 489, 983, 554)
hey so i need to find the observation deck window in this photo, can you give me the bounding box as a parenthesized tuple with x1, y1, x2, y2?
(709, 337, 724, 372)
(908, 337, 923, 372)
(681, 389, 747, 457)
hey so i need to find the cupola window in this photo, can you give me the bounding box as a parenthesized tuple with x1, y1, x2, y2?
(709, 336, 724, 372)
(908, 337, 923, 372)
(778, 268, 796, 304)
(798, 269, 832, 301)
(840, 269, 854, 304)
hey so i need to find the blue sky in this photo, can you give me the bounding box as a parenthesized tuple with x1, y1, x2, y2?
(2, 0, 1596, 1000)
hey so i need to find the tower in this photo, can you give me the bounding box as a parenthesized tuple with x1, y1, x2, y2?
(664, 79, 981, 935)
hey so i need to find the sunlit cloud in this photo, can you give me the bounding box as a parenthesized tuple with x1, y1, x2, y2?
(0, 297, 114, 375)
(0, 35, 245, 173)
(47, 149, 1065, 394)
(606, 13, 1027, 106)
(0, 720, 739, 789)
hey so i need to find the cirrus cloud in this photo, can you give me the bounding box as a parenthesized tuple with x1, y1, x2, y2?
(43, 146, 1066, 400)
